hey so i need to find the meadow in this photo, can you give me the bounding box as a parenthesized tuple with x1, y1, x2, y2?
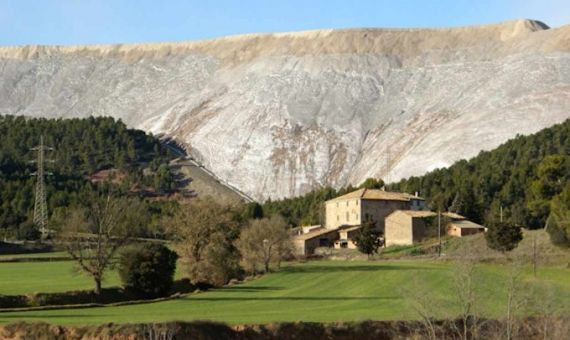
(1, 260, 568, 325)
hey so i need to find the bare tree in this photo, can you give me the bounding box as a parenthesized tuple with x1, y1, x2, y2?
(527, 282, 567, 340)
(236, 215, 292, 274)
(58, 195, 141, 295)
(402, 275, 445, 340)
(504, 262, 529, 340)
(450, 258, 480, 340)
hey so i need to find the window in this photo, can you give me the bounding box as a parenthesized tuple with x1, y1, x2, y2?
(346, 201, 349, 207)
(336, 202, 339, 208)
(356, 213, 359, 220)
(337, 215, 339, 221)
(356, 200, 359, 205)
(346, 212, 349, 221)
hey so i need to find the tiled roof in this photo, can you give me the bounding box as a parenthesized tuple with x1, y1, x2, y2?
(442, 212, 466, 220)
(393, 210, 437, 218)
(328, 188, 424, 202)
(340, 226, 362, 232)
(448, 220, 485, 229)
(293, 227, 339, 241)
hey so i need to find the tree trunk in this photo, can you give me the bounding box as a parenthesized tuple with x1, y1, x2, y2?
(264, 259, 270, 273)
(95, 277, 102, 295)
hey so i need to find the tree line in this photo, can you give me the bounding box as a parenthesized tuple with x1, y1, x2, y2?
(0, 115, 177, 239)
(58, 194, 293, 295)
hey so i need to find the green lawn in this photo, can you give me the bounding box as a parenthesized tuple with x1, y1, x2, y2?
(0, 260, 187, 295)
(0, 251, 69, 260)
(1, 260, 568, 325)
(0, 261, 121, 295)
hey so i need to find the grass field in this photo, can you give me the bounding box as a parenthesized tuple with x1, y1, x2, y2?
(0, 259, 190, 295)
(1, 260, 568, 325)
(0, 261, 121, 295)
(0, 251, 69, 260)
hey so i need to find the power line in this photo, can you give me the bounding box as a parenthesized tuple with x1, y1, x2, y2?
(30, 135, 53, 239)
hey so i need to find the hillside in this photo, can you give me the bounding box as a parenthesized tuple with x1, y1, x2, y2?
(444, 229, 570, 264)
(262, 119, 570, 228)
(1, 20, 569, 200)
(0, 115, 176, 238)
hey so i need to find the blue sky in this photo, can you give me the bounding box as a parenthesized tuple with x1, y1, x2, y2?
(0, 0, 569, 46)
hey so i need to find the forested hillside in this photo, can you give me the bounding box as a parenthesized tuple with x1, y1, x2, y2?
(390, 119, 569, 228)
(0, 115, 176, 238)
(261, 119, 570, 230)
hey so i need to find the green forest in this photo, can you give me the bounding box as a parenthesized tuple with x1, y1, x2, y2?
(2, 115, 568, 245)
(261, 119, 570, 234)
(0, 115, 177, 239)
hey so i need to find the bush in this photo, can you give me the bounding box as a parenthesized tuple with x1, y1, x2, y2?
(0, 294, 28, 308)
(353, 219, 382, 258)
(17, 221, 41, 241)
(485, 221, 523, 253)
(546, 183, 570, 248)
(118, 243, 178, 298)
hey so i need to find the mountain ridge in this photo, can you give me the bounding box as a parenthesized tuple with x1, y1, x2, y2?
(0, 19, 562, 60)
(1, 19, 569, 200)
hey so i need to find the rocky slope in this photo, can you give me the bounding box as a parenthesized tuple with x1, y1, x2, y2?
(1, 19, 569, 200)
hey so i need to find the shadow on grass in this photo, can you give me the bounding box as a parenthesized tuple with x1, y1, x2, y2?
(216, 286, 284, 293)
(185, 296, 399, 302)
(1, 314, 109, 319)
(283, 264, 431, 273)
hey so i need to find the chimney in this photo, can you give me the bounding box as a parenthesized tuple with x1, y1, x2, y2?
(415, 191, 419, 197)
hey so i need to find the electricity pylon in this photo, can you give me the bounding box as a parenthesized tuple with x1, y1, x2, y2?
(30, 135, 53, 239)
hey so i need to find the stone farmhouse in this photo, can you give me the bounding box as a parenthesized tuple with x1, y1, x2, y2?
(324, 188, 426, 232)
(293, 188, 485, 255)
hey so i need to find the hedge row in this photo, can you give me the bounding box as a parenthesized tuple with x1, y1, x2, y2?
(0, 256, 72, 263)
(0, 279, 205, 310)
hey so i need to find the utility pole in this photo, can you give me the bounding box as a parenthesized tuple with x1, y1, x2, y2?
(30, 135, 53, 240)
(532, 233, 537, 277)
(438, 209, 442, 257)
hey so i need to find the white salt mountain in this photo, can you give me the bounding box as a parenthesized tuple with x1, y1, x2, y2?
(1, 19, 569, 200)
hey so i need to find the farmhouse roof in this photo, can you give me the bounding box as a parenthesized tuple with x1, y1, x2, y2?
(329, 188, 424, 202)
(394, 210, 437, 218)
(448, 220, 485, 229)
(294, 227, 339, 241)
(442, 212, 466, 220)
(340, 225, 362, 232)
(386, 210, 437, 220)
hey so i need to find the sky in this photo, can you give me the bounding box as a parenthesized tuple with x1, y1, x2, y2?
(0, 0, 569, 46)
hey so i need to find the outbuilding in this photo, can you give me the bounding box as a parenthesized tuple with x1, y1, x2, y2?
(447, 220, 486, 237)
(293, 227, 340, 255)
(384, 210, 437, 246)
(334, 226, 361, 249)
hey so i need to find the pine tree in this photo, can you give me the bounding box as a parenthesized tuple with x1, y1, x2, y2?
(353, 219, 382, 258)
(485, 221, 523, 253)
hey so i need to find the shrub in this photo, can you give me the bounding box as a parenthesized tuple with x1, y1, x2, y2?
(118, 243, 178, 298)
(17, 221, 41, 241)
(353, 219, 382, 258)
(546, 183, 570, 248)
(485, 221, 523, 253)
(0, 294, 28, 308)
